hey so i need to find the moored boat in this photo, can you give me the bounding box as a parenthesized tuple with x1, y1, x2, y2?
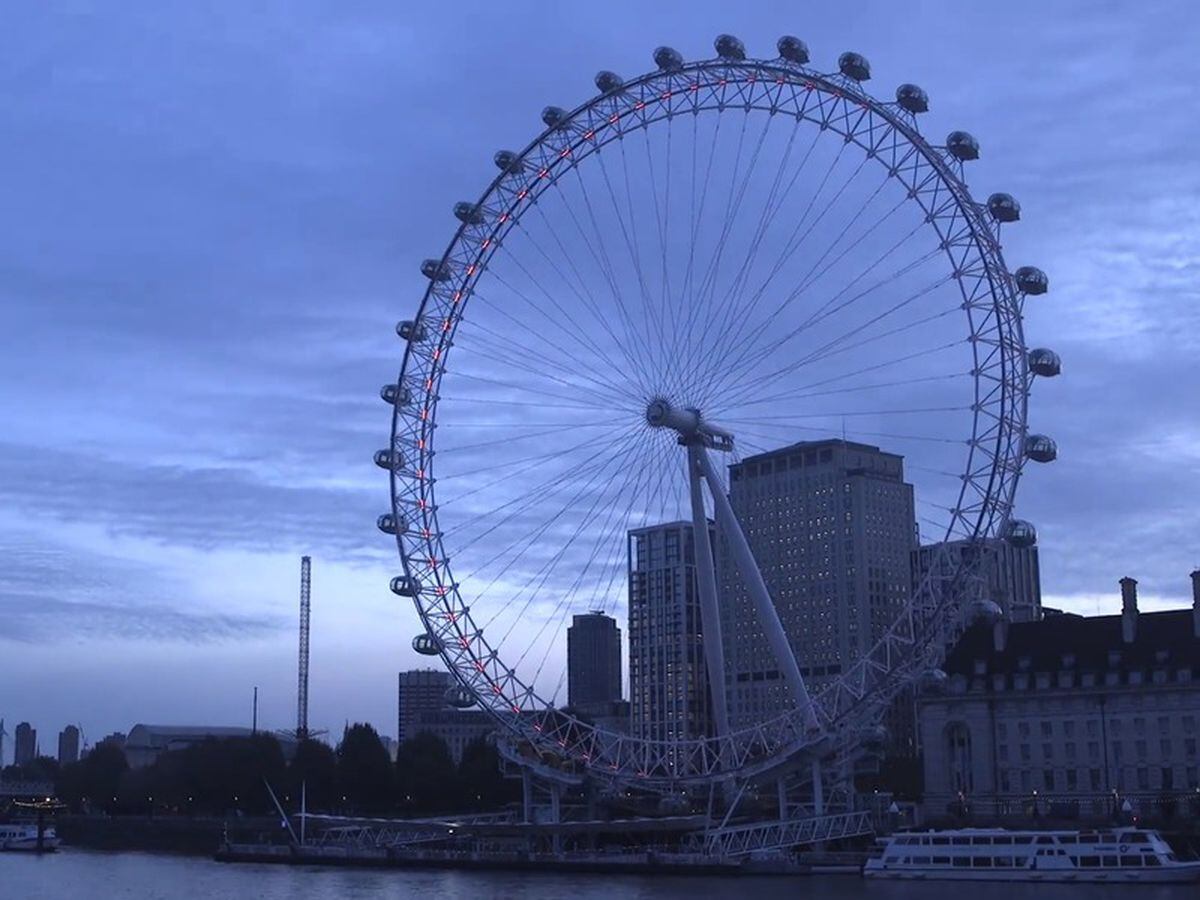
(0, 822, 60, 852)
(864, 827, 1200, 883)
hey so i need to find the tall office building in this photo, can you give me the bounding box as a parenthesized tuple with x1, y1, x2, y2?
(720, 440, 917, 747)
(628, 521, 714, 742)
(58, 725, 80, 765)
(567, 612, 622, 711)
(14, 722, 37, 766)
(397, 669, 451, 745)
(913, 538, 1042, 624)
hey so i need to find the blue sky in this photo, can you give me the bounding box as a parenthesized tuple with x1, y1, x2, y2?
(2, 1, 1198, 756)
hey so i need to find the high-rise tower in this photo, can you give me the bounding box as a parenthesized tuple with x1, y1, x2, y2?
(297, 555, 311, 741)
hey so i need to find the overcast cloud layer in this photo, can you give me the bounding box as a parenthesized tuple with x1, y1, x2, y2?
(2, 1, 1198, 755)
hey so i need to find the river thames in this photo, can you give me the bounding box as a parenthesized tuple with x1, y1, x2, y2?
(7, 850, 1197, 899)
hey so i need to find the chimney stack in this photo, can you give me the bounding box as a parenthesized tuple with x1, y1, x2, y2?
(1190, 569, 1200, 639)
(993, 618, 1009, 653)
(1120, 577, 1138, 644)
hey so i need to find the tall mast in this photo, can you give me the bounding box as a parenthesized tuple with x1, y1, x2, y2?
(297, 556, 311, 741)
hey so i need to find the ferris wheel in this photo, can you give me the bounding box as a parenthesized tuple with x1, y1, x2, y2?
(379, 35, 1058, 790)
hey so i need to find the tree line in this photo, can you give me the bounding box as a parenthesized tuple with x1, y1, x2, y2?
(39, 723, 516, 817)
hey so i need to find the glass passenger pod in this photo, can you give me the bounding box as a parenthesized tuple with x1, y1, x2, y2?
(965, 598, 1003, 625)
(397, 319, 428, 342)
(920, 668, 950, 691)
(1028, 348, 1062, 377)
(653, 46, 683, 72)
(594, 70, 624, 94)
(380, 383, 413, 407)
(715, 34, 747, 61)
(389, 575, 422, 597)
(896, 83, 929, 113)
(1025, 434, 1057, 463)
(1015, 266, 1049, 295)
(376, 513, 407, 536)
(946, 131, 980, 161)
(373, 448, 404, 471)
(777, 35, 810, 65)
(453, 201, 484, 225)
(412, 632, 442, 656)
(420, 258, 452, 281)
(1002, 518, 1038, 548)
(493, 150, 523, 172)
(541, 105, 567, 128)
(445, 686, 477, 709)
(838, 51, 871, 81)
(988, 192, 1021, 223)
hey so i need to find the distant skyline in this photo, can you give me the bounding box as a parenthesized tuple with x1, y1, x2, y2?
(3, 1, 1199, 746)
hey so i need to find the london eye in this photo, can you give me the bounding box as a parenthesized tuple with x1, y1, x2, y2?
(379, 35, 1057, 791)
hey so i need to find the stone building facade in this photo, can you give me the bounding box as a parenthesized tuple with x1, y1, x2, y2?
(919, 575, 1200, 820)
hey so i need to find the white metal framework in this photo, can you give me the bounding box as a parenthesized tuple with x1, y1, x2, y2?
(381, 37, 1051, 790)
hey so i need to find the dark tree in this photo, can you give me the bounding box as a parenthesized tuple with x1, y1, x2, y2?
(336, 723, 394, 813)
(56, 743, 128, 812)
(457, 738, 516, 811)
(395, 732, 458, 813)
(287, 739, 337, 812)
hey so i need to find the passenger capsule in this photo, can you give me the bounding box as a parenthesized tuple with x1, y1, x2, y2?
(493, 150, 523, 172)
(777, 35, 809, 64)
(453, 201, 484, 225)
(1028, 348, 1061, 378)
(445, 686, 477, 709)
(1014, 266, 1049, 295)
(1025, 434, 1057, 463)
(920, 668, 949, 691)
(653, 46, 683, 71)
(946, 130, 980, 161)
(376, 513, 407, 535)
(1002, 519, 1038, 549)
(987, 192, 1021, 223)
(859, 724, 889, 749)
(412, 633, 442, 656)
(379, 383, 412, 407)
(838, 51, 871, 81)
(541, 105, 567, 127)
(964, 598, 1003, 626)
(594, 70, 624, 94)
(396, 319, 427, 342)
(714, 34, 746, 61)
(373, 448, 404, 471)
(389, 575, 422, 597)
(895, 83, 929, 113)
(420, 258, 451, 281)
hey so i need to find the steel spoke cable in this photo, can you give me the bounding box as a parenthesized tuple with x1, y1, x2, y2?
(523, 436, 663, 679)
(458, 426, 644, 584)
(455, 322, 633, 411)
(713, 364, 968, 412)
(491, 433, 650, 646)
(488, 238, 646, 395)
(680, 116, 810, 395)
(700, 145, 883, 387)
(527, 432, 674, 691)
(703, 198, 931, 408)
(717, 276, 954, 401)
(441, 368, 630, 411)
(439, 418, 629, 457)
(678, 110, 772, 403)
(507, 430, 655, 661)
(520, 196, 655, 387)
(562, 160, 658, 394)
(462, 300, 636, 407)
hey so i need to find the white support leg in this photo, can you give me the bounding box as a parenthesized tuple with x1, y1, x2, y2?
(694, 445, 819, 733)
(688, 443, 730, 740)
